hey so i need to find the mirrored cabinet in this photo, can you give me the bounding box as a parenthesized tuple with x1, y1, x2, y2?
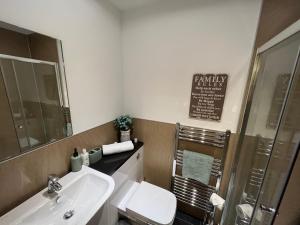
(0, 22, 72, 161)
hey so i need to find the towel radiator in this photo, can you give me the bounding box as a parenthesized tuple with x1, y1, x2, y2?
(172, 123, 231, 224)
(236, 136, 276, 225)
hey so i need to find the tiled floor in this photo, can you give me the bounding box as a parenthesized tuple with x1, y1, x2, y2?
(173, 210, 203, 225)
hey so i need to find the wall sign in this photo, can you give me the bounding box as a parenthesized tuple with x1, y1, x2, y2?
(267, 74, 290, 128)
(189, 74, 228, 121)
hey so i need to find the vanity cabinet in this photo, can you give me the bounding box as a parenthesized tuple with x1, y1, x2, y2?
(89, 145, 144, 225)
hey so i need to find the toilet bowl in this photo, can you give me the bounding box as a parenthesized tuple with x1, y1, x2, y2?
(117, 181, 177, 225)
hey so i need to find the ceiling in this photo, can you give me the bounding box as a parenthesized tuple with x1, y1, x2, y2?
(108, 0, 162, 11)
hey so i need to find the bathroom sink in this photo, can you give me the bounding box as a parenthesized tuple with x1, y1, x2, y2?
(0, 166, 115, 225)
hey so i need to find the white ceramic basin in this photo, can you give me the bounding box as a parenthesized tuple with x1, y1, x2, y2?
(0, 166, 115, 225)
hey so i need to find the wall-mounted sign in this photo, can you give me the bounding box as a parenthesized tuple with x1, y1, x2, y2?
(267, 74, 290, 128)
(189, 74, 228, 121)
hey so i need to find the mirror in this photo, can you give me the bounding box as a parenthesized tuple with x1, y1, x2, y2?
(0, 21, 72, 161)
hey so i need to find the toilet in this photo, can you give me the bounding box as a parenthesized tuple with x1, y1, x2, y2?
(117, 181, 177, 225)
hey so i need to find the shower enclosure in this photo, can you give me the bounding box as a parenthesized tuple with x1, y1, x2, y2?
(222, 23, 300, 225)
(0, 55, 68, 152)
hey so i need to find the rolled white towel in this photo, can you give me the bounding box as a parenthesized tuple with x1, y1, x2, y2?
(102, 141, 134, 155)
(210, 193, 225, 210)
(236, 204, 253, 219)
(172, 160, 176, 177)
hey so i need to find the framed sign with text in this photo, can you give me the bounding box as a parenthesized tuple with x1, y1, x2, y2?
(189, 73, 228, 121)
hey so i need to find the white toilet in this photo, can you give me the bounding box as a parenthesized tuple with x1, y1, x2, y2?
(117, 181, 177, 225)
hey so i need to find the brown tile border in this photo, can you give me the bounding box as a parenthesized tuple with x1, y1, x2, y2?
(0, 121, 117, 216)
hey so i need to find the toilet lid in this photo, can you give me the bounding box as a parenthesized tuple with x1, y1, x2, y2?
(126, 181, 177, 225)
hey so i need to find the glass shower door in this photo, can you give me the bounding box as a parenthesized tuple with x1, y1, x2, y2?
(250, 47, 300, 225)
(33, 63, 65, 142)
(222, 31, 300, 225)
(0, 56, 67, 151)
(0, 59, 29, 150)
(13, 60, 47, 149)
(1, 58, 50, 151)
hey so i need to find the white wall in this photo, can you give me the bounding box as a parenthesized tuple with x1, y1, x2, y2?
(0, 0, 262, 134)
(0, 0, 123, 134)
(122, 0, 262, 132)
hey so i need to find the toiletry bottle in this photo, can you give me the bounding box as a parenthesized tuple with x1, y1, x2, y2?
(81, 148, 90, 166)
(71, 148, 82, 172)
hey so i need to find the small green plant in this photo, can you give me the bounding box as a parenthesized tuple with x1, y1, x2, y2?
(114, 115, 133, 131)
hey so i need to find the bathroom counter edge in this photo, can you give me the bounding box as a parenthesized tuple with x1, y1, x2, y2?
(89, 141, 143, 175)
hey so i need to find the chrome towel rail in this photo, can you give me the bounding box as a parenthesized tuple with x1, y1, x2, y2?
(178, 127, 227, 148)
(172, 123, 231, 224)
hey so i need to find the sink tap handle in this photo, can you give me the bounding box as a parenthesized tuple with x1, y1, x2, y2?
(48, 174, 60, 182)
(48, 174, 62, 193)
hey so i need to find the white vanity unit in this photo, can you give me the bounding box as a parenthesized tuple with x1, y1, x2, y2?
(92, 144, 144, 225)
(90, 141, 176, 225)
(0, 142, 175, 225)
(0, 144, 143, 225)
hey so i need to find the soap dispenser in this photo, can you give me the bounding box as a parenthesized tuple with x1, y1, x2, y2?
(71, 148, 82, 172)
(81, 148, 90, 166)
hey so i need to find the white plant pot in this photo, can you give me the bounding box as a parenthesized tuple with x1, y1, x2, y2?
(120, 129, 131, 142)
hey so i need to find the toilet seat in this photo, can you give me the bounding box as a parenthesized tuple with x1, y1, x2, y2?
(119, 181, 177, 225)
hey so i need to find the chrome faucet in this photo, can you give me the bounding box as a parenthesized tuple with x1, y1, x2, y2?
(48, 174, 62, 193)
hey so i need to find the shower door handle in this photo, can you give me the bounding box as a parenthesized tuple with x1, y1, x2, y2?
(260, 204, 276, 213)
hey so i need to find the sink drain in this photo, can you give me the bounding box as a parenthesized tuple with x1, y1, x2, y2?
(63, 210, 74, 219)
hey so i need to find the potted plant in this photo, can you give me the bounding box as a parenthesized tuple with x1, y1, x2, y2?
(114, 115, 133, 142)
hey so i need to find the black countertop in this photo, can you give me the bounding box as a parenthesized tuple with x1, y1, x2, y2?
(90, 141, 143, 175)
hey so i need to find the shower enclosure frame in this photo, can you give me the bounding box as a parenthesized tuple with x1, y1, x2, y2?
(0, 54, 65, 152)
(221, 19, 300, 225)
(0, 53, 64, 107)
